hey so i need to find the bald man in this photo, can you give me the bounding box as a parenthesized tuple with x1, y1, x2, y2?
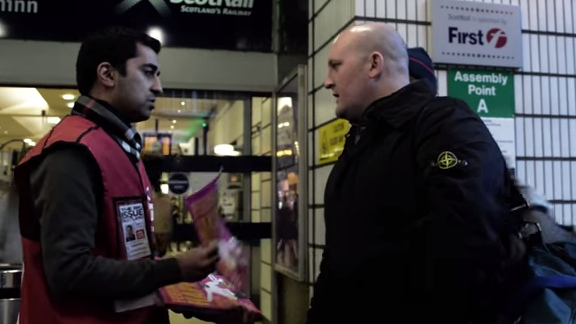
(308, 23, 521, 324)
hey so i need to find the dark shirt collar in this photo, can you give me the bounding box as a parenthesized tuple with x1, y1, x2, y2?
(91, 98, 132, 128)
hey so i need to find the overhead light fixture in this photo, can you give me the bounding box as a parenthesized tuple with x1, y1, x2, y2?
(47, 117, 61, 125)
(214, 144, 240, 156)
(23, 138, 32, 143)
(180, 101, 185, 106)
(177, 109, 181, 113)
(67, 102, 74, 108)
(172, 120, 176, 124)
(170, 125, 174, 129)
(147, 27, 164, 44)
(62, 94, 75, 100)
(277, 97, 293, 111)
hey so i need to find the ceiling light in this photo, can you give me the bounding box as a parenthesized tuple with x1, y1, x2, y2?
(147, 27, 164, 44)
(277, 97, 293, 111)
(180, 101, 185, 106)
(67, 102, 74, 108)
(214, 144, 240, 156)
(3, 131, 7, 134)
(62, 94, 75, 100)
(47, 117, 61, 125)
(177, 109, 181, 113)
(23, 138, 32, 143)
(170, 125, 174, 129)
(172, 120, 176, 124)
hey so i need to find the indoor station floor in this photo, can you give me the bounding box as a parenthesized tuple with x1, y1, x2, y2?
(169, 312, 208, 324)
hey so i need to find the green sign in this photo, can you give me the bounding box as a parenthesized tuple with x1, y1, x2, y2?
(447, 69, 515, 118)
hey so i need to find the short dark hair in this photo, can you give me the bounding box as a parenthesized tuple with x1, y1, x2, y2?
(76, 26, 162, 95)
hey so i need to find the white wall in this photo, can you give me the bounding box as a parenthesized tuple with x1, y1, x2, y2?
(306, 0, 356, 294)
(0, 40, 277, 92)
(208, 100, 245, 153)
(307, 0, 576, 292)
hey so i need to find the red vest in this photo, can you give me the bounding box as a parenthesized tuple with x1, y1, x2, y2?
(15, 115, 166, 324)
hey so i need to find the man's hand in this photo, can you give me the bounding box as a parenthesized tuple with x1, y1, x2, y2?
(176, 242, 219, 282)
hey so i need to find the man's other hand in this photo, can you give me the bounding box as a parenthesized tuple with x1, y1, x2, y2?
(176, 242, 219, 282)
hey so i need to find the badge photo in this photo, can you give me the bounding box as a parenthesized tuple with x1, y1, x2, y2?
(114, 197, 152, 261)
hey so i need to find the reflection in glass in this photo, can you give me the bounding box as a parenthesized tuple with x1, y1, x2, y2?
(275, 77, 300, 272)
(142, 133, 172, 155)
(134, 89, 248, 156)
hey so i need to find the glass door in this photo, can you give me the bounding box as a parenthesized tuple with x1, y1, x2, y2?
(272, 64, 308, 282)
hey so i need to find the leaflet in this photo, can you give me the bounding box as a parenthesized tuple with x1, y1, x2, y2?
(184, 174, 249, 292)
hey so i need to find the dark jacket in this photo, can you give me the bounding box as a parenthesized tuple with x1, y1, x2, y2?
(306, 81, 516, 324)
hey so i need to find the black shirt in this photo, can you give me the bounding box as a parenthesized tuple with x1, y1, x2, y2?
(31, 145, 182, 300)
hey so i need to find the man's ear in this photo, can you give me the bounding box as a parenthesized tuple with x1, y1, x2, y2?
(368, 52, 384, 79)
(96, 62, 115, 88)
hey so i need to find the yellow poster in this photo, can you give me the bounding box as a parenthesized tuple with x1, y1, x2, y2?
(317, 119, 350, 165)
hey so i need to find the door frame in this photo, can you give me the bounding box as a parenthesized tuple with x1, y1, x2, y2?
(271, 64, 309, 282)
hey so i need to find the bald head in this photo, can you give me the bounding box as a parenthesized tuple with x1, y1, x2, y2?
(336, 23, 409, 76)
(325, 23, 411, 121)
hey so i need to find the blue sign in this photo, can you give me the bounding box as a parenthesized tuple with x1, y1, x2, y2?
(168, 173, 189, 195)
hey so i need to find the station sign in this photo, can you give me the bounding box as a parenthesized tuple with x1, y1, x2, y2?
(317, 119, 350, 166)
(430, 0, 523, 68)
(448, 69, 516, 167)
(168, 173, 190, 195)
(0, 0, 272, 51)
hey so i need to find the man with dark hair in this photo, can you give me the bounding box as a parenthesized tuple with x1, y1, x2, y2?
(407, 46, 437, 93)
(15, 26, 220, 324)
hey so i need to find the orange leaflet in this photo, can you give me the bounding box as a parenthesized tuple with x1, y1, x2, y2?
(162, 283, 210, 307)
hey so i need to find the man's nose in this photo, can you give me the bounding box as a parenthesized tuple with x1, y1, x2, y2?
(324, 77, 334, 89)
(151, 77, 163, 95)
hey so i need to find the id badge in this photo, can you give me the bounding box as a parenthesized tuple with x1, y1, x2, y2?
(116, 199, 152, 260)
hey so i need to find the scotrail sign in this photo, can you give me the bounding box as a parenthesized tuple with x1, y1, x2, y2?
(430, 0, 522, 68)
(0, 0, 270, 51)
(114, 0, 254, 17)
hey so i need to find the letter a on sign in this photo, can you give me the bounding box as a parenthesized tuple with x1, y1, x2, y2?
(477, 99, 488, 114)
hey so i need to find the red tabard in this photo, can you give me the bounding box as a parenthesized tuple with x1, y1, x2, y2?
(15, 115, 165, 324)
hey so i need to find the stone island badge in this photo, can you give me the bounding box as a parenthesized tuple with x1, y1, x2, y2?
(431, 151, 467, 170)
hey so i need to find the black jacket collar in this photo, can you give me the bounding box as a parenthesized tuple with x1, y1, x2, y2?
(360, 79, 437, 129)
